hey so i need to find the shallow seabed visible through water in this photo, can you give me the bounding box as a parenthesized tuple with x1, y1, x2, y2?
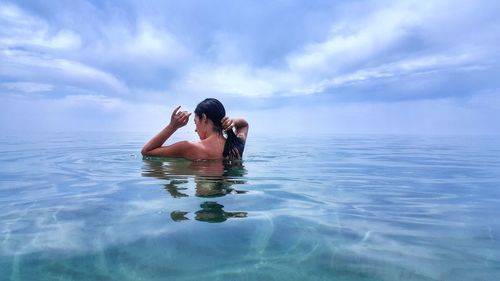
(1, 132, 500, 281)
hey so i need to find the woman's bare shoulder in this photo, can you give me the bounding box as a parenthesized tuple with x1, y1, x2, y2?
(181, 140, 218, 160)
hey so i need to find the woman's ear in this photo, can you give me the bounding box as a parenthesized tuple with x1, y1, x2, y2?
(202, 113, 207, 123)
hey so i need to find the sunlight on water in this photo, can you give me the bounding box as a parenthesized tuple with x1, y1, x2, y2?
(1, 132, 500, 280)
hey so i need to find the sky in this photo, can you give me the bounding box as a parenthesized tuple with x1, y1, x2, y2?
(1, 0, 499, 136)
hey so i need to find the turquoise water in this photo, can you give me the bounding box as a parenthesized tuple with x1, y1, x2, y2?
(1, 132, 500, 280)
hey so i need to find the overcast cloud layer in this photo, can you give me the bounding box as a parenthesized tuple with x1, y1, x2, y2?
(1, 0, 499, 135)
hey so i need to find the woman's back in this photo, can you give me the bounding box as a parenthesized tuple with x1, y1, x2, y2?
(192, 136, 225, 160)
(187, 135, 245, 161)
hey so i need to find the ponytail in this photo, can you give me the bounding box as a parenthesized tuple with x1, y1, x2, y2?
(223, 129, 245, 160)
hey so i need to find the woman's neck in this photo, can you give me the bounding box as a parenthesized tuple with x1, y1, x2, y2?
(204, 127, 223, 141)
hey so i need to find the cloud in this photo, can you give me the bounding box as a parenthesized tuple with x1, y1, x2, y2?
(285, 3, 422, 74)
(0, 2, 126, 95)
(1, 49, 128, 94)
(3, 0, 499, 100)
(308, 52, 490, 95)
(113, 22, 188, 64)
(174, 51, 492, 100)
(59, 94, 125, 111)
(2, 82, 53, 93)
(170, 0, 499, 100)
(178, 64, 291, 97)
(0, 2, 192, 94)
(0, 3, 81, 50)
(0, 93, 172, 133)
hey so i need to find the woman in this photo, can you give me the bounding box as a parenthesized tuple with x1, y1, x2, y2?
(141, 98, 249, 161)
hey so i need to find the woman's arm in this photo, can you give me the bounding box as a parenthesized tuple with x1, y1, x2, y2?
(222, 117, 249, 142)
(141, 106, 194, 158)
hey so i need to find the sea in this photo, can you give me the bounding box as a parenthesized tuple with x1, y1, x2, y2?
(1, 132, 499, 281)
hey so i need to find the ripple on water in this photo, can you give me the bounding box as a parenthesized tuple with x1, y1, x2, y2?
(1, 134, 500, 280)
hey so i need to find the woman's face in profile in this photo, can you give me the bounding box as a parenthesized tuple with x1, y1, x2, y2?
(194, 115, 204, 140)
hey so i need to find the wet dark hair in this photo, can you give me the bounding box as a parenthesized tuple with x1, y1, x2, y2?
(194, 98, 245, 160)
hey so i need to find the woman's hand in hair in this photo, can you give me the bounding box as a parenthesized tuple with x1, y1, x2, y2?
(224, 117, 249, 142)
(170, 106, 191, 130)
(221, 116, 234, 132)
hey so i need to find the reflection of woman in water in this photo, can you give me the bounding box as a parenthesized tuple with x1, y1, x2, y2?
(141, 98, 249, 161)
(141, 159, 247, 198)
(141, 159, 248, 223)
(171, 202, 247, 223)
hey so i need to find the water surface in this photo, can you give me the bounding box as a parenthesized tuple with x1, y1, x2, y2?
(1, 132, 499, 280)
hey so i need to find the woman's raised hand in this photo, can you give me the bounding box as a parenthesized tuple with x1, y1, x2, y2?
(170, 106, 191, 129)
(221, 116, 234, 132)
